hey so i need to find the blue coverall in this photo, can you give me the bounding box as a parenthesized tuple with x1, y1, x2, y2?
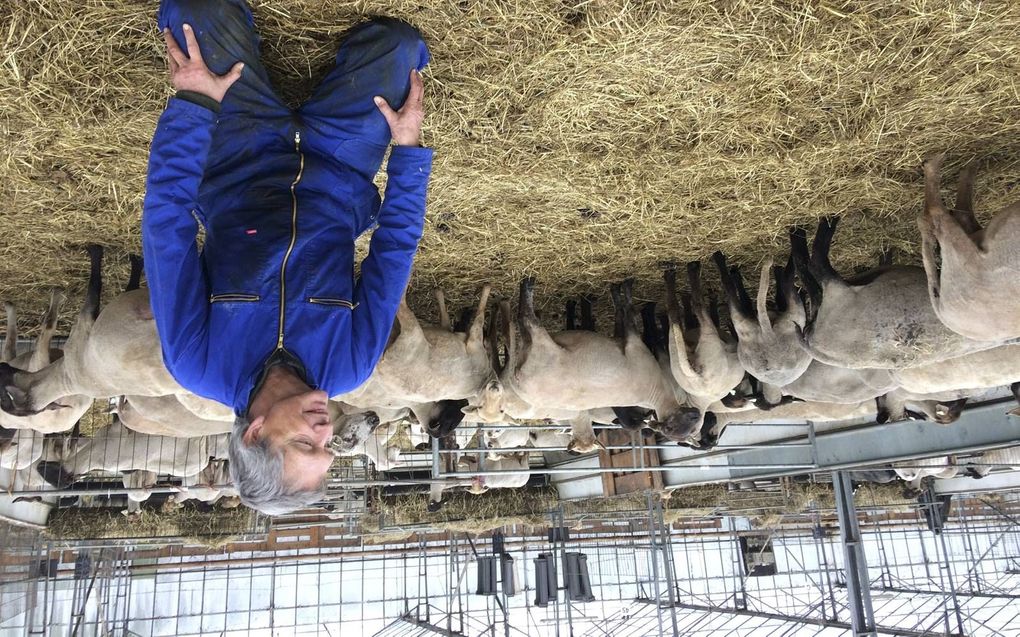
(142, 0, 432, 414)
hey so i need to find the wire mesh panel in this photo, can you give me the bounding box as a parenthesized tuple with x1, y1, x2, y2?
(1, 489, 1020, 636)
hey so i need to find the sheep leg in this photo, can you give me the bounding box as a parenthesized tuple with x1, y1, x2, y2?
(772, 264, 789, 313)
(28, 290, 65, 371)
(566, 413, 602, 454)
(687, 261, 725, 343)
(565, 299, 577, 331)
(517, 277, 535, 357)
(126, 254, 143, 292)
(2, 303, 16, 363)
(434, 288, 451, 331)
(788, 226, 822, 313)
(639, 302, 659, 354)
(712, 251, 750, 319)
(663, 268, 698, 380)
(685, 261, 708, 324)
(809, 217, 845, 286)
(486, 299, 503, 374)
(1009, 382, 1020, 417)
(753, 258, 774, 333)
(952, 160, 982, 235)
(83, 245, 104, 322)
(679, 291, 697, 331)
(917, 212, 943, 304)
(922, 158, 982, 273)
(466, 285, 491, 349)
(517, 278, 557, 361)
(610, 283, 625, 339)
(657, 310, 670, 346)
(662, 267, 682, 325)
(453, 306, 472, 333)
(620, 279, 640, 339)
(53, 244, 106, 360)
(730, 267, 754, 322)
(580, 295, 596, 331)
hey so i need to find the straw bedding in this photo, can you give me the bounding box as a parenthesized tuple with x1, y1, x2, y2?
(371, 481, 916, 534)
(3, 1, 1020, 330)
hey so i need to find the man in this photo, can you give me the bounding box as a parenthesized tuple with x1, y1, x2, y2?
(142, 0, 431, 515)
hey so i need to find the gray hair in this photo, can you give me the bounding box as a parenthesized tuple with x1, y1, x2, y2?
(228, 415, 326, 516)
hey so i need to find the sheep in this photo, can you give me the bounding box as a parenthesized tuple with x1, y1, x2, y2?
(964, 446, 1020, 478)
(122, 470, 158, 515)
(60, 417, 212, 478)
(172, 459, 236, 506)
(331, 410, 413, 470)
(0, 286, 93, 434)
(790, 218, 997, 369)
(714, 244, 812, 392)
(893, 457, 958, 492)
(486, 423, 573, 460)
(337, 286, 493, 435)
(464, 279, 701, 450)
(116, 394, 233, 437)
(662, 262, 745, 408)
(703, 399, 876, 446)
(875, 388, 969, 425)
(781, 360, 898, 404)
(0, 287, 183, 417)
(891, 343, 1020, 416)
(0, 428, 44, 471)
(919, 156, 1020, 342)
(458, 452, 531, 494)
(480, 298, 646, 454)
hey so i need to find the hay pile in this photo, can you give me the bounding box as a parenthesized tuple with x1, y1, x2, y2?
(3, 1, 1020, 326)
(45, 505, 254, 546)
(369, 480, 922, 534)
(370, 485, 560, 534)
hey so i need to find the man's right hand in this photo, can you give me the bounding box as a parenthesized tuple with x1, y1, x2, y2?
(164, 24, 243, 104)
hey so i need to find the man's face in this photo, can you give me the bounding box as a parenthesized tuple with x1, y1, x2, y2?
(245, 389, 334, 490)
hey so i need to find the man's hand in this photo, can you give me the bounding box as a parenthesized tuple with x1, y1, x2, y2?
(164, 24, 243, 104)
(374, 70, 425, 147)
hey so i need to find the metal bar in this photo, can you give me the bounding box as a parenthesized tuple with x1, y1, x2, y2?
(654, 497, 680, 637)
(634, 600, 942, 637)
(924, 487, 967, 636)
(399, 612, 464, 636)
(438, 464, 816, 477)
(645, 492, 665, 637)
(461, 422, 814, 433)
(660, 401, 1020, 488)
(872, 585, 1020, 601)
(832, 471, 877, 637)
(437, 443, 813, 453)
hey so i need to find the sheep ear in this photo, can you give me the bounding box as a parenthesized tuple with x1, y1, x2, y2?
(461, 406, 479, 417)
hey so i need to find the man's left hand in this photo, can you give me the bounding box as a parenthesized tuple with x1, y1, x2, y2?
(374, 70, 425, 147)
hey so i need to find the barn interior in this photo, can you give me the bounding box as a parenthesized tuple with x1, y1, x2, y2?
(2, 2, 1020, 636)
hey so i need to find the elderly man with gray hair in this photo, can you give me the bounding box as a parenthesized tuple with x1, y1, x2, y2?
(142, 0, 431, 514)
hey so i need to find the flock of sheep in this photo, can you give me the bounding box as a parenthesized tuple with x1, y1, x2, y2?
(0, 155, 1018, 513)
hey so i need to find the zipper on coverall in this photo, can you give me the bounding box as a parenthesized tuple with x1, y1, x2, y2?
(277, 130, 304, 349)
